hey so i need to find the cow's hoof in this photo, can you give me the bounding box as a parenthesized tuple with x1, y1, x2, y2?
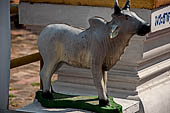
(42, 91, 53, 100)
(99, 99, 109, 107)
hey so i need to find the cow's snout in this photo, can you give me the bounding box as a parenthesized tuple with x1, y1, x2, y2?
(137, 23, 150, 36)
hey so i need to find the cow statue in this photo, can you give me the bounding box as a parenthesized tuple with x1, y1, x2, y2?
(38, 0, 150, 106)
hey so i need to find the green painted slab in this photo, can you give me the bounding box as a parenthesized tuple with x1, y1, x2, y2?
(35, 91, 122, 113)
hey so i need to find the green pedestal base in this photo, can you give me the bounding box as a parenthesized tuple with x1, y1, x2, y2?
(35, 91, 122, 113)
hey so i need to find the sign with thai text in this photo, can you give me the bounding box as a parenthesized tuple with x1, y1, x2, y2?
(151, 5, 170, 32)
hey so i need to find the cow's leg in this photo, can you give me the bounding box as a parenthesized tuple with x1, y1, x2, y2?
(40, 61, 59, 99)
(51, 62, 63, 93)
(103, 70, 108, 97)
(92, 65, 109, 106)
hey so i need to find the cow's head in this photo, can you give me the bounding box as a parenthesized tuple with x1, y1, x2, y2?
(111, 0, 150, 36)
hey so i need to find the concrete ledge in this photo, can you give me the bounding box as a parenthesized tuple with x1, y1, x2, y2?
(17, 92, 139, 113)
(17, 100, 91, 113)
(52, 81, 139, 113)
(138, 78, 170, 113)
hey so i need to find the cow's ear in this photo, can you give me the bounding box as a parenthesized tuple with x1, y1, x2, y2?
(109, 24, 119, 39)
(88, 17, 107, 28)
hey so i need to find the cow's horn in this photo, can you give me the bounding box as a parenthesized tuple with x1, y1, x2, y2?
(123, 0, 130, 10)
(114, 0, 121, 14)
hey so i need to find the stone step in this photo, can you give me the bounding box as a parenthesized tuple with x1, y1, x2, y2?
(53, 81, 138, 99)
(58, 75, 137, 91)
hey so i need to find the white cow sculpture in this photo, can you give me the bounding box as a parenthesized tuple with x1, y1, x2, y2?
(38, 0, 150, 106)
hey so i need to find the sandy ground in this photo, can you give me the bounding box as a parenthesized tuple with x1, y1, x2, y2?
(9, 25, 41, 110)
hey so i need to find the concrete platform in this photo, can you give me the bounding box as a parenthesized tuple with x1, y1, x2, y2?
(52, 81, 139, 113)
(17, 98, 139, 113)
(17, 81, 139, 113)
(17, 100, 91, 113)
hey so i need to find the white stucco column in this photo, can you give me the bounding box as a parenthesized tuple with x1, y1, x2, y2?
(0, 0, 11, 110)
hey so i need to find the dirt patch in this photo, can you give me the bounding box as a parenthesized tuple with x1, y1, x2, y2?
(9, 26, 41, 110)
